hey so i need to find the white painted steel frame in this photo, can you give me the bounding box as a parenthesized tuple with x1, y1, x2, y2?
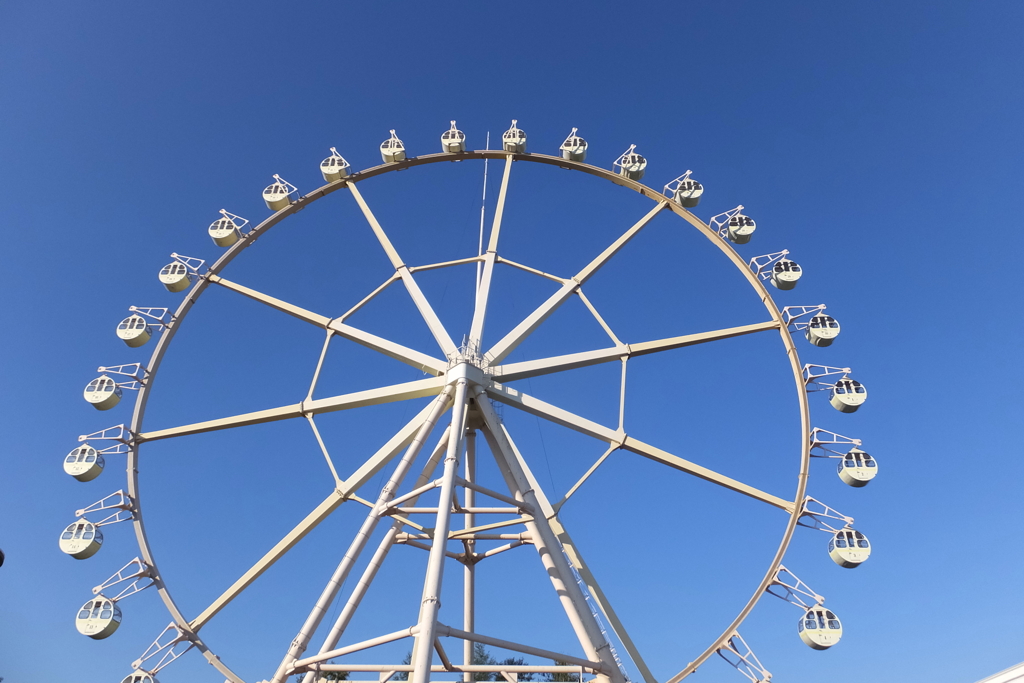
(116, 149, 811, 683)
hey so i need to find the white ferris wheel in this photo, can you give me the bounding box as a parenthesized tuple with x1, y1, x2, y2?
(61, 120, 876, 683)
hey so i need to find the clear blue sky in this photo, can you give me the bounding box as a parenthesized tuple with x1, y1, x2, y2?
(1, 2, 1022, 682)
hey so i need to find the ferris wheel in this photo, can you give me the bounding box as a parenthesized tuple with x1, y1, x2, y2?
(61, 120, 877, 683)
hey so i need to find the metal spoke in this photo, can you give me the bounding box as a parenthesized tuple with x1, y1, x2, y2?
(486, 201, 668, 365)
(138, 376, 446, 443)
(490, 320, 780, 383)
(189, 401, 441, 631)
(469, 156, 514, 348)
(210, 274, 447, 376)
(348, 184, 459, 358)
(485, 384, 795, 512)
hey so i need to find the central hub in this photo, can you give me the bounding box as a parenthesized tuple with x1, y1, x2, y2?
(445, 359, 487, 388)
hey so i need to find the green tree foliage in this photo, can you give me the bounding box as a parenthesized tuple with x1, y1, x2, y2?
(294, 671, 349, 681)
(394, 645, 536, 682)
(395, 651, 413, 681)
(543, 660, 581, 682)
(497, 656, 535, 682)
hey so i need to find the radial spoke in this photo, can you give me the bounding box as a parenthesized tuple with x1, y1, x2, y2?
(469, 155, 514, 348)
(486, 201, 668, 365)
(210, 274, 447, 376)
(189, 402, 439, 630)
(138, 376, 446, 442)
(484, 385, 795, 512)
(490, 320, 780, 383)
(330, 321, 447, 376)
(348, 184, 459, 358)
(491, 321, 778, 385)
(209, 274, 331, 325)
(191, 490, 344, 630)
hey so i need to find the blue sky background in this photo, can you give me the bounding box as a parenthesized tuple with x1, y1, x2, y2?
(1, 2, 1022, 682)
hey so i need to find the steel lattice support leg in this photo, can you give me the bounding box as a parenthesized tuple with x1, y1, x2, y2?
(473, 386, 624, 683)
(299, 426, 454, 683)
(410, 378, 471, 683)
(463, 430, 477, 683)
(270, 387, 455, 683)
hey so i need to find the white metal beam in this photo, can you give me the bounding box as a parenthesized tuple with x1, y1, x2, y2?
(490, 320, 780, 383)
(208, 274, 447, 376)
(189, 402, 441, 631)
(301, 427, 454, 683)
(411, 380, 471, 683)
(485, 202, 668, 365)
(271, 389, 455, 683)
(348, 184, 459, 358)
(475, 390, 623, 683)
(485, 384, 795, 512)
(468, 156, 514, 348)
(138, 377, 445, 442)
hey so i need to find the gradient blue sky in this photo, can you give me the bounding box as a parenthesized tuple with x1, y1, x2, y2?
(1, 2, 1022, 682)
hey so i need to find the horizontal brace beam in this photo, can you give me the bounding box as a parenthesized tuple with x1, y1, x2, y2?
(449, 518, 532, 539)
(409, 255, 485, 273)
(396, 533, 531, 541)
(435, 623, 608, 675)
(308, 665, 599, 673)
(292, 626, 417, 670)
(392, 507, 521, 515)
(454, 476, 534, 511)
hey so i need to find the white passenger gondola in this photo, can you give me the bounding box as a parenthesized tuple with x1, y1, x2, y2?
(614, 145, 647, 181)
(673, 177, 704, 208)
(828, 528, 871, 568)
(262, 176, 293, 211)
(64, 444, 105, 481)
(441, 121, 466, 153)
(502, 120, 527, 153)
(75, 597, 122, 639)
(380, 130, 406, 163)
(829, 377, 867, 413)
(84, 375, 122, 411)
(770, 259, 802, 290)
(208, 215, 241, 247)
(320, 148, 351, 183)
(560, 128, 587, 162)
(726, 213, 755, 243)
(115, 315, 152, 348)
(120, 673, 159, 683)
(797, 606, 842, 649)
(805, 314, 840, 347)
(158, 262, 192, 292)
(837, 448, 877, 486)
(59, 520, 104, 559)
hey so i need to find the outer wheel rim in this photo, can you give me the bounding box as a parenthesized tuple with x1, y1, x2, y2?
(118, 150, 810, 683)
